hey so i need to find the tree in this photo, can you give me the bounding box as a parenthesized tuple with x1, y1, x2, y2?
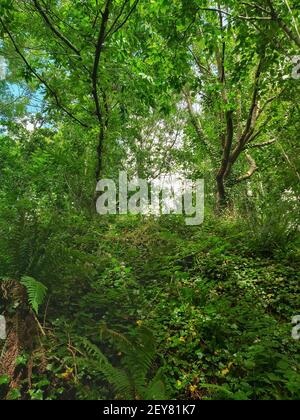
(173, 1, 299, 209)
(0, 0, 140, 181)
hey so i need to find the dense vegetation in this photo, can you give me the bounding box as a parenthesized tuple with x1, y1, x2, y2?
(0, 0, 299, 400)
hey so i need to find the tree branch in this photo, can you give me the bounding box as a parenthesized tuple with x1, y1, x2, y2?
(92, 0, 112, 180)
(223, 55, 264, 179)
(266, 0, 300, 49)
(188, 46, 211, 76)
(216, 110, 234, 203)
(0, 17, 88, 128)
(105, 0, 139, 39)
(197, 7, 271, 21)
(241, 56, 264, 144)
(183, 89, 214, 159)
(257, 91, 284, 119)
(235, 153, 258, 183)
(245, 139, 276, 149)
(92, 0, 111, 124)
(240, 2, 269, 14)
(105, 0, 129, 37)
(217, 4, 226, 84)
(32, 0, 82, 57)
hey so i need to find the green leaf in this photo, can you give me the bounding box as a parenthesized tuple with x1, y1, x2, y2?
(0, 375, 10, 386)
(20, 276, 47, 314)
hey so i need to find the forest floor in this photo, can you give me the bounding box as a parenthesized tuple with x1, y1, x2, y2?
(0, 213, 300, 400)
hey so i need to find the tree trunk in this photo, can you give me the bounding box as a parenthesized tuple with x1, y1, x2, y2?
(216, 175, 227, 211)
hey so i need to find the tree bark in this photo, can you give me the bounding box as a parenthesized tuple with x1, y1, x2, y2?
(216, 110, 234, 210)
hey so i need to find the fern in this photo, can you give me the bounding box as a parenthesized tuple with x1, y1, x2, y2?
(144, 369, 167, 400)
(79, 326, 168, 400)
(20, 276, 47, 314)
(79, 337, 133, 398)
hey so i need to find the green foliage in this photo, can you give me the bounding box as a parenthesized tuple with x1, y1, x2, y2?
(20, 276, 47, 314)
(0, 0, 299, 402)
(246, 199, 300, 258)
(79, 325, 168, 400)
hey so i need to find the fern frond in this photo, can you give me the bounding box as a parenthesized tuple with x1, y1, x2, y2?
(79, 337, 132, 398)
(79, 337, 109, 365)
(127, 326, 157, 384)
(100, 323, 134, 354)
(78, 327, 168, 400)
(20, 276, 47, 314)
(144, 369, 168, 400)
